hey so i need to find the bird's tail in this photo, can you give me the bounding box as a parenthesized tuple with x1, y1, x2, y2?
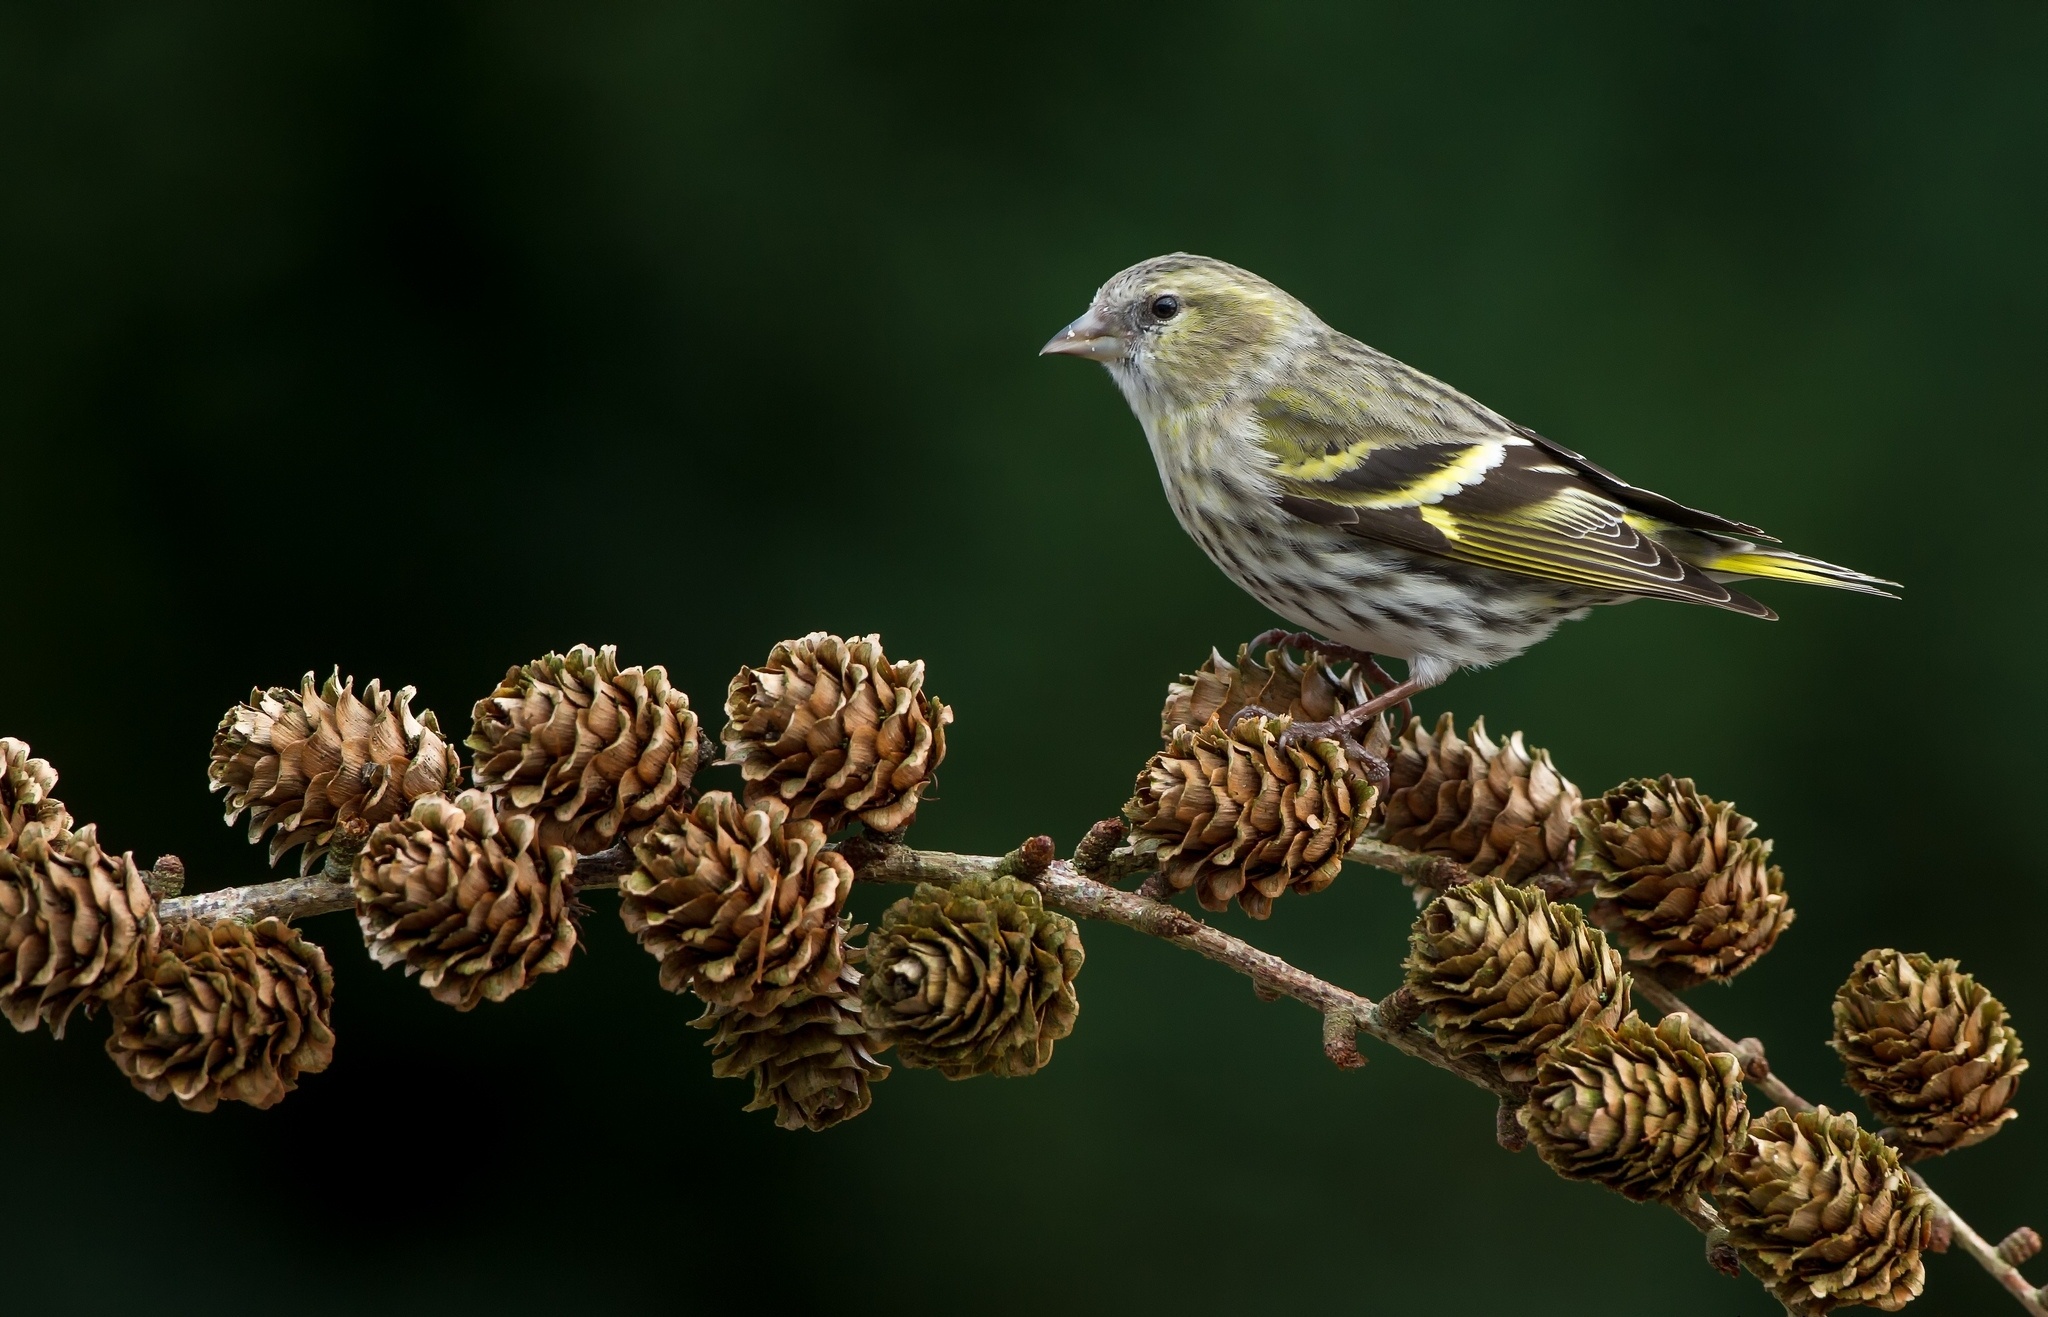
(1698, 548, 1900, 599)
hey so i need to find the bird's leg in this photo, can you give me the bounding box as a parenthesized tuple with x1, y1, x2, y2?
(1248, 628, 1415, 726)
(1277, 678, 1430, 755)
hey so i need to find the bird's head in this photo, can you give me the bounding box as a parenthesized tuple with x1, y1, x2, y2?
(1041, 254, 1304, 408)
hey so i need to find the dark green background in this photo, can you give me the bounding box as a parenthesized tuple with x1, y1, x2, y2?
(4, 5, 2042, 1314)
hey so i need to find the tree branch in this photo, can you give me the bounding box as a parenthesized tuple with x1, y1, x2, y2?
(151, 834, 2040, 1314)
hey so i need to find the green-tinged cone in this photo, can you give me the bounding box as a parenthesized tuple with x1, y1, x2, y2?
(210, 670, 463, 874)
(722, 632, 949, 836)
(696, 963, 888, 1131)
(1832, 949, 2025, 1160)
(1376, 713, 1579, 894)
(106, 918, 335, 1112)
(1715, 1106, 1934, 1313)
(1404, 877, 1630, 1085)
(1124, 713, 1376, 919)
(0, 822, 158, 1036)
(861, 875, 1082, 1078)
(468, 644, 701, 855)
(354, 791, 580, 1010)
(1575, 775, 1792, 986)
(620, 792, 850, 1013)
(1159, 642, 1376, 738)
(1525, 1011, 1747, 1202)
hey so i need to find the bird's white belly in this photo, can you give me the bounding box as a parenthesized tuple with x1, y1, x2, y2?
(1160, 468, 1581, 678)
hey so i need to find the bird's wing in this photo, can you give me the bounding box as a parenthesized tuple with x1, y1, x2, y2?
(1255, 389, 1774, 616)
(1503, 423, 1775, 542)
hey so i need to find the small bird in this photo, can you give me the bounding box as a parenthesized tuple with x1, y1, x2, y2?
(1043, 253, 1896, 735)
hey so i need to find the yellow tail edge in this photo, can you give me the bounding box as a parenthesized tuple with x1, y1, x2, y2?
(1701, 549, 1901, 599)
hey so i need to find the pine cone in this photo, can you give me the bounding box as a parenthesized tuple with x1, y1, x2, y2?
(1575, 776, 1793, 986)
(106, 917, 335, 1112)
(354, 791, 581, 1011)
(1715, 1106, 1934, 1314)
(1123, 714, 1376, 919)
(1376, 713, 1579, 894)
(1160, 643, 1376, 737)
(1525, 1011, 1748, 1202)
(1831, 949, 2026, 1160)
(468, 644, 701, 855)
(861, 875, 1083, 1079)
(1, 738, 71, 851)
(619, 792, 850, 1013)
(210, 671, 463, 874)
(722, 632, 949, 836)
(696, 962, 889, 1131)
(1404, 878, 1631, 1085)
(0, 823, 159, 1036)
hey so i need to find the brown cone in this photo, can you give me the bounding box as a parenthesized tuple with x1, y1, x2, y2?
(1404, 877, 1631, 1085)
(1715, 1106, 1935, 1313)
(210, 671, 463, 874)
(468, 644, 701, 855)
(1, 738, 72, 852)
(1376, 713, 1580, 896)
(696, 962, 889, 1131)
(1160, 643, 1377, 737)
(106, 917, 335, 1112)
(1575, 776, 1793, 986)
(354, 790, 581, 1011)
(0, 822, 159, 1036)
(1525, 1011, 1748, 1202)
(1832, 949, 2026, 1160)
(722, 633, 949, 836)
(1124, 713, 1377, 919)
(860, 875, 1083, 1079)
(619, 792, 851, 1013)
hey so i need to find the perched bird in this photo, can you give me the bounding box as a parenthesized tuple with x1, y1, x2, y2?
(1042, 253, 1896, 734)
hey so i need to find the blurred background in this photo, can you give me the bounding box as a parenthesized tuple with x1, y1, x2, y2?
(4, 4, 2043, 1313)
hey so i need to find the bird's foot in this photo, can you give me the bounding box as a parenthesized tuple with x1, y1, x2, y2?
(1247, 628, 1415, 726)
(1248, 628, 1377, 667)
(1239, 700, 1398, 792)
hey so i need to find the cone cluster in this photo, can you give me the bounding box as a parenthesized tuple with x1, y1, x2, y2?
(1405, 878, 1630, 1084)
(1831, 949, 2025, 1160)
(106, 917, 335, 1112)
(1715, 1106, 1934, 1314)
(722, 631, 949, 836)
(1575, 776, 1793, 986)
(354, 791, 581, 1011)
(620, 792, 852, 1012)
(696, 962, 889, 1131)
(1124, 713, 1376, 919)
(1160, 643, 1377, 738)
(468, 644, 701, 855)
(209, 672, 462, 874)
(1525, 1011, 1747, 1202)
(1376, 714, 1579, 894)
(860, 875, 1083, 1078)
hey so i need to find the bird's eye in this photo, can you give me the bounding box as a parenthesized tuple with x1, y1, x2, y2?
(1149, 294, 1182, 321)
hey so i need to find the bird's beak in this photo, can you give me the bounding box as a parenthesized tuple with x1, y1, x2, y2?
(1040, 306, 1124, 362)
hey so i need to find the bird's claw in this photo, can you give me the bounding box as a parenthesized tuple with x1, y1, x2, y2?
(1261, 709, 1392, 789)
(1248, 628, 1376, 668)
(1246, 629, 1415, 727)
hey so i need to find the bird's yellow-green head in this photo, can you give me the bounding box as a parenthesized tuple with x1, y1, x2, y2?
(1041, 253, 1305, 408)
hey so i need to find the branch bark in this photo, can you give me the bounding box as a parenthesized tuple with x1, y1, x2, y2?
(152, 834, 2040, 1314)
